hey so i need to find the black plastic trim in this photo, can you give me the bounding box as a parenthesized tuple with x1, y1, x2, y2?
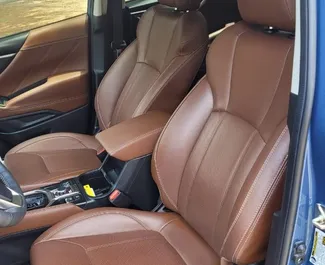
(265, 1, 317, 265)
(0, 53, 15, 73)
(0, 32, 29, 73)
(0, 31, 28, 56)
(4, 78, 48, 100)
(0, 105, 89, 148)
(88, 0, 115, 133)
(0, 110, 59, 134)
(127, 0, 157, 10)
(0, 227, 47, 265)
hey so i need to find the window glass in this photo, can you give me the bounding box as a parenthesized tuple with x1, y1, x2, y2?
(0, 0, 87, 38)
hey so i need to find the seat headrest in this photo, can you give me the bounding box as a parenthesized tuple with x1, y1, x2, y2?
(238, 0, 295, 32)
(159, 0, 202, 11)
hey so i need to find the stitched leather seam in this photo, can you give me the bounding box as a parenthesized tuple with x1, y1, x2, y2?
(158, 218, 179, 233)
(161, 13, 184, 70)
(183, 113, 227, 218)
(154, 156, 177, 210)
(143, 8, 157, 62)
(49, 239, 95, 265)
(284, 0, 294, 22)
(234, 164, 286, 262)
(112, 9, 162, 123)
(134, 44, 207, 117)
(40, 211, 149, 240)
(96, 40, 137, 129)
(33, 150, 95, 156)
(52, 39, 82, 75)
(38, 211, 150, 243)
(13, 45, 53, 95)
(211, 130, 258, 245)
(258, 45, 293, 128)
(86, 236, 162, 251)
(233, 157, 287, 263)
(112, 63, 144, 123)
(153, 77, 211, 210)
(56, 238, 87, 250)
(160, 229, 188, 265)
(22, 35, 87, 50)
(179, 33, 208, 55)
(226, 29, 249, 110)
(25, 150, 98, 157)
(112, 62, 146, 122)
(135, 6, 155, 46)
(137, 61, 161, 73)
(12, 135, 91, 153)
(109, 127, 164, 156)
(6, 94, 87, 112)
(33, 153, 50, 174)
(174, 78, 212, 210)
(220, 126, 288, 253)
(131, 57, 180, 117)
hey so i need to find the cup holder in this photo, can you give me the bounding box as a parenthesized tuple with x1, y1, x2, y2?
(79, 169, 112, 198)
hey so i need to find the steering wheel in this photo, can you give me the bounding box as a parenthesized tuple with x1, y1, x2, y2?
(0, 162, 26, 227)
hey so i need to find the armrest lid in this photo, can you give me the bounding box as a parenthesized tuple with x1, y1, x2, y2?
(95, 111, 170, 161)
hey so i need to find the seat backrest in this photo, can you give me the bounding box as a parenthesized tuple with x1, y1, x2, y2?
(95, 0, 208, 129)
(152, 0, 295, 264)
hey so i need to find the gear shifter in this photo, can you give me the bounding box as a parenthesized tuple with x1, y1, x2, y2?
(25, 192, 49, 210)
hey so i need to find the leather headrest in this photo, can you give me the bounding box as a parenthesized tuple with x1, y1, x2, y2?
(238, 0, 295, 32)
(159, 0, 202, 11)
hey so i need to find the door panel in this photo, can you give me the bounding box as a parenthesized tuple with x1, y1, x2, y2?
(0, 15, 90, 151)
(0, 71, 88, 118)
(0, 15, 88, 103)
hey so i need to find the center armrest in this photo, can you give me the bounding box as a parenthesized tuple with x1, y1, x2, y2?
(95, 111, 170, 161)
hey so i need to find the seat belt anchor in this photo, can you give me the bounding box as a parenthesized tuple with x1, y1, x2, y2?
(111, 40, 127, 58)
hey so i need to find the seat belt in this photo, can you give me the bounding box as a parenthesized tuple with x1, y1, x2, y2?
(111, 0, 126, 59)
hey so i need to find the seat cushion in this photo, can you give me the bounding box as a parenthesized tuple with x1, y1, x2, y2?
(31, 208, 220, 265)
(5, 133, 102, 192)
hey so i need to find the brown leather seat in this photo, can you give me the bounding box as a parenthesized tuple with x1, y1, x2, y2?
(30, 0, 295, 264)
(4, 0, 208, 192)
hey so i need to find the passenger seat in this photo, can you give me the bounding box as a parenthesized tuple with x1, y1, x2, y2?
(4, 0, 208, 191)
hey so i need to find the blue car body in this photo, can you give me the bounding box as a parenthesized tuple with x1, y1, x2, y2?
(286, 1, 325, 264)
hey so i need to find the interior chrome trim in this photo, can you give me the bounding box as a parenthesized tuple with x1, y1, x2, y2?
(24, 189, 53, 203)
(24, 188, 80, 207)
(47, 191, 80, 206)
(0, 53, 15, 59)
(0, 187, 24, 210)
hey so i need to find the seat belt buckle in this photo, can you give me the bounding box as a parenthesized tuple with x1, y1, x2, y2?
(109, 189, 131, 208)
(111, 40, 127, 58)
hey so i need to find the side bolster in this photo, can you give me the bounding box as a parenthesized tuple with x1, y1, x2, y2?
(152, 77, 214, 211)
(95, 41, 138, 130)
(219, 123, 290, 264)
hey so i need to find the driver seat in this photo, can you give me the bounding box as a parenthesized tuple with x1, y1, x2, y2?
(31, 0, 295, 264)
(4, 0, 208, 192)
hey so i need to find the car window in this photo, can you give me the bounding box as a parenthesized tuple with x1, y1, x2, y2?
(0, 0, 88, 38)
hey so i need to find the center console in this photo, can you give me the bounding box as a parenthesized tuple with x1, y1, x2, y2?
(24, 153, 158, 212)
(23, 111, 170, 213)
(24, 179, 83, 210)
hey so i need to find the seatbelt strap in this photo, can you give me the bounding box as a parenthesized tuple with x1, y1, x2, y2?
(111, 0, 126, 58)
